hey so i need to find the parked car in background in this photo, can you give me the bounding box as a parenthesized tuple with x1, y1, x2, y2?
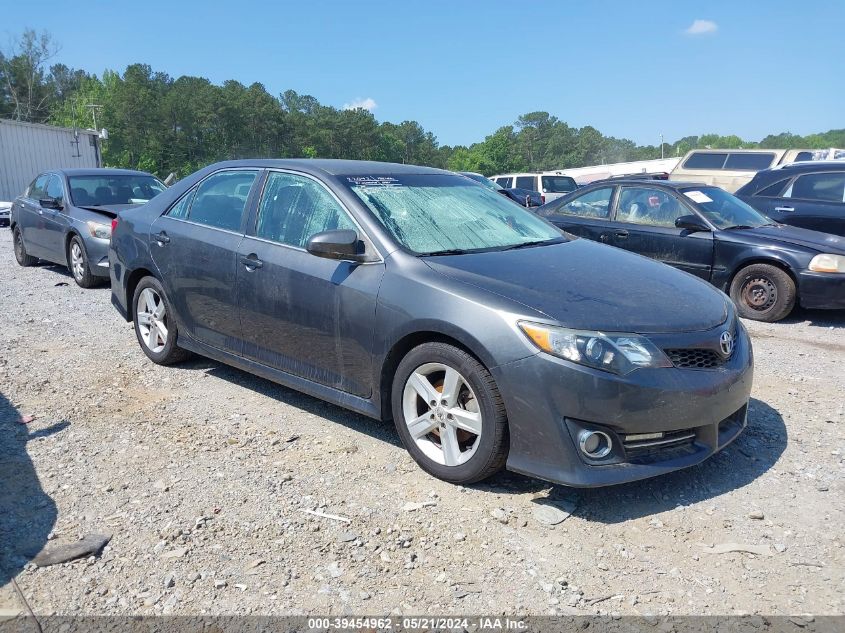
(459, 171, 542, 207)
(0, 201, 10, 227)
(490, 171, 577, 203)
(10, 168, 166, 287)
(669, 148, 842, 193)
(538, 180, 845, 322)
(735, 162, 845, 237)
(111, 159, 752, 487)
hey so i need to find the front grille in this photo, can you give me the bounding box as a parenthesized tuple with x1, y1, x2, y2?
(665, 348, 725, 369)
(622, 429, 696, 452)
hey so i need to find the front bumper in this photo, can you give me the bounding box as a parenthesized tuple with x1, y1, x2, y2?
(84, 235, 111, 277)
(798, 271, 845, 310)
(492, 323, 754, 487)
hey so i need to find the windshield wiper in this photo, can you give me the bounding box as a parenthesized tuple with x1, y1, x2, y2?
(501, 238, 561, 251)
(422, 248, 470, 257)
(725, 225, 755, 230)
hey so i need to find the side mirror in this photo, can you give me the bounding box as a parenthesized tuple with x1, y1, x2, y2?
(675, 214, 710, 233)
(306, 229, 365, 262)
(40, 197, 62, 210)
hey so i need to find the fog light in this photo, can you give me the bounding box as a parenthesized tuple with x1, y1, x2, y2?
(578, 430, 612, 459)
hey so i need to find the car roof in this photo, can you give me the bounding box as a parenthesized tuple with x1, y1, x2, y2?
(53, 168, 158, 177)
(581, 179, 707, 190)
(205, 159, 449, 177)
(769, 161, 845, 173)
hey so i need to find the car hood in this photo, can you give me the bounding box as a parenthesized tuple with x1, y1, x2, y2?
(730, 224, 845, 254)
(423, 239, 729, 333)
(75, 203, 142, 219)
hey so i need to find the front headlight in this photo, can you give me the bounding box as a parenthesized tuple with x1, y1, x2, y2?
(518, 321, 672, 375)
(87, 221, 112, 239)
(808, 253, 845, 273)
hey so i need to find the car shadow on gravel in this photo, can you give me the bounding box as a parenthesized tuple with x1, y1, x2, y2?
(776, 308, 845, 329)
(0, 393, 66, 588)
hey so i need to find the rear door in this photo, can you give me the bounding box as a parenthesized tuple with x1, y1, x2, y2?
(611, 185, 713, 280)
(150, 169, 259, 352)
(542, 186, 617, 243)
(236, 170, 384, 396)
(762, 171, 845, 236)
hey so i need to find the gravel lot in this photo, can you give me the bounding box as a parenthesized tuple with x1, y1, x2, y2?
(1, 226, 843, 618)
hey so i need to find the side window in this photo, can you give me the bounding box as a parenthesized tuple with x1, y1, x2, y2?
(682, 152, 728, 170)
(256, 172, 355, 247)
(617, 187, 686, 228)
(29, 174, 49, 200)
(46, 176, 65, 203)
(515, 176, 536, 190)
(724, 152, 776, 171)
(755, 178, 790, 197)
(495, 177, 512, 188)
(551, 187, 613, 219)
(187, 170, 258, 231)
(785, 173, 845, 203)
(166, 188, 196, 219)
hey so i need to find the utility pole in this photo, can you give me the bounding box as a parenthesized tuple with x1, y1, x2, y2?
(86, 103, 103, 132)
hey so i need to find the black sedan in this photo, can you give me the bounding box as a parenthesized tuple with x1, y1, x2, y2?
(537, 180, 845, 322)
(735, 162, 845, 237)
(459, 172, 543, 207)
(110, 159, 752, 487)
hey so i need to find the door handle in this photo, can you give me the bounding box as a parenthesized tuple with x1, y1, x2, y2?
(154, 231, 170, 245)
(614, 230, 629, 239)
(774, 206, 794, 212)
(240, 254, 263, 270)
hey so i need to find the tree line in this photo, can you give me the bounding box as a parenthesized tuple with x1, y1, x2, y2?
(2, 29, 843, 179)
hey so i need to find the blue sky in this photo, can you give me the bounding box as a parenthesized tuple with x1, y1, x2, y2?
(3, 0, 842, 147)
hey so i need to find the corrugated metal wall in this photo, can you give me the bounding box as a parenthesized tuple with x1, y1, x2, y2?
(0, 120, 101, 201)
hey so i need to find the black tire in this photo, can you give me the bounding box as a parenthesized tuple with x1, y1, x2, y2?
(132, 276, 191, 365)
(13, 226, 37, 266)
(391, 342, 509, 485)
(730, 263, 796, 323)
(67, 235, 98, 288)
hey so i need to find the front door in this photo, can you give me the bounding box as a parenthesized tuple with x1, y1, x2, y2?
(150, 169, 259, 352)
(611, 185, 714, 280)
(42, 175, 70, 261)
(18, 174, 50, 258)
(237, 170, 384, 397)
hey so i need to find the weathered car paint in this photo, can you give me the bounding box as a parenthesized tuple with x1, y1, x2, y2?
(111, 159, 754, 487)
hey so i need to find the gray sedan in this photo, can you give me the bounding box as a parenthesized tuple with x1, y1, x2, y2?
(10, 168, 166, 287)
(110, 159, 753, 487)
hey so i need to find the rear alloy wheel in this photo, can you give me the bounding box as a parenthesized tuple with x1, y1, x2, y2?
(730, 263, 796, 323)
(132, 277, 190, 365)
(392, 343, 508, 484)
(13, 227, 37, 266)
(68, 235, 97, 288)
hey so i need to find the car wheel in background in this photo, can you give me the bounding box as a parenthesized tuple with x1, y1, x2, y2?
(132, 276, 191, 365)
(68, 235, 98, 288)
(13, 226, 37, 267)
(392, 342, 508, 484)
(730, 263, 796, 323)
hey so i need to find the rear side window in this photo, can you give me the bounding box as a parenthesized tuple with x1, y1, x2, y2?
(515, 176, 536, 190)
(683, 152, 728, 169)
(786, 173, 845, 203)
(755, 178, 791, 197)
(724, 152, 776, 171)
(256, 172, 355, 247)
(552, 187, 613, 219)
(187, 170, 258, 231)
(542, 175, 577, 193)
(166, 189, 196, 219)
(495, 177, 512, 188)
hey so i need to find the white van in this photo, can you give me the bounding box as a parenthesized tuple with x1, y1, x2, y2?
(489, 171, 578, 203)
(669, 148, 843, 193)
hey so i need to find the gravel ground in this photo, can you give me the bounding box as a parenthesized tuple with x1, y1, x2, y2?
(1, 226, 843, 618)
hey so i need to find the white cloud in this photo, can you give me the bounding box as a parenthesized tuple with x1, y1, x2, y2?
(343, 97, 378, 111)
(684, 19, 718, 35)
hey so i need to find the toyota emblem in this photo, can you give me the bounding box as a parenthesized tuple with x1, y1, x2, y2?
(719, 331, 735, 357)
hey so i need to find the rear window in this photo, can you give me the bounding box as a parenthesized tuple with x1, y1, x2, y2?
(682, 152, 728, 169)
(514, 176, 536, 190)
(541, 175, 577, 193)
(724, 153, 776, 171)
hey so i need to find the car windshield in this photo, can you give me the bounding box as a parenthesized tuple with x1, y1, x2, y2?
(69, 174, 166, 206)
(461, 172, 503, 191)
(542, 175, 577, 193)
(680, 186, 773, 229)
(344, 174, 564, 255)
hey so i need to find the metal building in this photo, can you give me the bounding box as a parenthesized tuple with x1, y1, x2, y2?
(0, 119, 102, 201)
